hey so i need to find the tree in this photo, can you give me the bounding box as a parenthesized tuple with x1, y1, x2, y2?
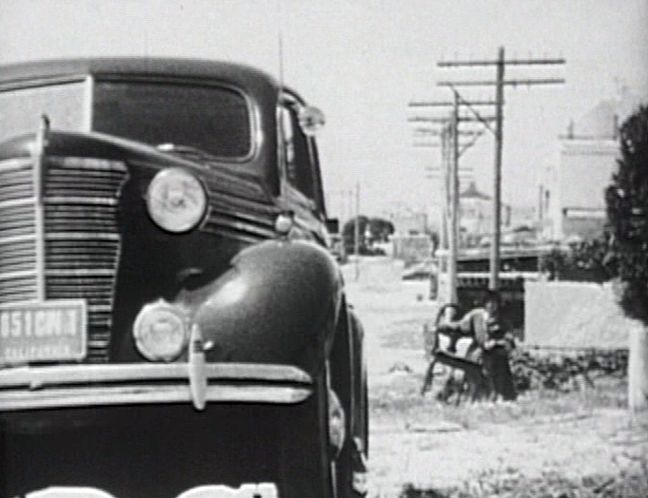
(367, 217, 395, 243)
(342, 216, 394, 254)
(605, 105, 648, 411)
(342, 216, 369, 255)
(541, 236, 616, 282)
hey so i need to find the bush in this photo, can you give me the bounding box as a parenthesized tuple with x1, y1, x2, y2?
(541, 237, 616, 282)
(510, 348, 628, 394)
(605, 105, 648, 323)
(342, 215, 394, 255)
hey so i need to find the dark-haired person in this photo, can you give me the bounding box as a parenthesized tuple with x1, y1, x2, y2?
(444, 290, 517, 401)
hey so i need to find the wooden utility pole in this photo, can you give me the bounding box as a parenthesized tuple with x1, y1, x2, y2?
(408, 97, 494, 304)
(439, 124, 449, 283)
(492, 47, 505, 291)
(447, 93, 460, 303)
(438, 47, 565, 290)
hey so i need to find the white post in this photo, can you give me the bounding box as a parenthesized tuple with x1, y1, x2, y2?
(628, 327, 648, 413)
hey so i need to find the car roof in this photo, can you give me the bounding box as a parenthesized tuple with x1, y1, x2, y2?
(0, 57, 279, 91)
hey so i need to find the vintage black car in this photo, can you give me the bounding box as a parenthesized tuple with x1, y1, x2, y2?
(0, 58, 368, 498)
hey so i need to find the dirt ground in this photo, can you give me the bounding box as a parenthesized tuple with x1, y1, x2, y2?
(342, 257, 648, 498)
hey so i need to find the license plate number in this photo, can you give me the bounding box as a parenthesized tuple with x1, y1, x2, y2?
(0, 300, 86, 364)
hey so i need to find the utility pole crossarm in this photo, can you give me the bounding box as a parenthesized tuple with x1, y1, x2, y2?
(505, 78, 566, 86)
(414, 141, 480, 148)
(431, 47, 566, 293)
(438, 57, 565, 67)
(438, 78, 565, 87)
(408, 116, 496, 123)
(408, 100, 497, 107)
(415, 128, 484, 136)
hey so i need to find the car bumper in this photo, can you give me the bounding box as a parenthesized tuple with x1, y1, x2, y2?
(0, 362, 312, 412)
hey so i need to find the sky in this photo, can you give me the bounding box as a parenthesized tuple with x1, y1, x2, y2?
(1, 0, 647, 220)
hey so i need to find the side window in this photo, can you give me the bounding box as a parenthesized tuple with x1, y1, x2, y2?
(279, 104, 316, 200)
(279, 106, 298, 186)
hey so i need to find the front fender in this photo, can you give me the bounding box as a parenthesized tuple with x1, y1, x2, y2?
(179, 239, 343, 376)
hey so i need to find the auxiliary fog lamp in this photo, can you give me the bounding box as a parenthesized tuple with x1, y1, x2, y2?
(133, 300, 189, 362)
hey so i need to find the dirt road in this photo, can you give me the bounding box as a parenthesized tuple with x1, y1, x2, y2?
(343, 257, 647, 497)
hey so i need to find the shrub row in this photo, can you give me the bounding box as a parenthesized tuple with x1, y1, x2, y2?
(510, 347, 628, 393)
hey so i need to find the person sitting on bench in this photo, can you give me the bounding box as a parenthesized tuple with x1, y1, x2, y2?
(439, 290, 517, 400)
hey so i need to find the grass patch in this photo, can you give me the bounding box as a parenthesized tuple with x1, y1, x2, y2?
(380, 319, 429, 350)
(370, 371, 628, 431)
(400, 469, 648, 498)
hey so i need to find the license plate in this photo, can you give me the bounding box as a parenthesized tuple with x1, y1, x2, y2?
(0, 300, 87, 364)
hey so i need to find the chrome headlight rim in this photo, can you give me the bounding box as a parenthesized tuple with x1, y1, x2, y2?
(146, 167, 208, 234)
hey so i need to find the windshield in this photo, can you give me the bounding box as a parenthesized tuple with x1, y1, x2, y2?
(92, 80, 252, 159)
(0, 81, 87, 144)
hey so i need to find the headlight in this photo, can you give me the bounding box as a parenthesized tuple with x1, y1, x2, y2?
(133, 300, 188, 361)
(146, 168, 207, 233)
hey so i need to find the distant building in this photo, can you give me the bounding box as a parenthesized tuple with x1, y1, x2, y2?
(459, 181, 510, 247)
(542, 90, 642, 242)
(389, 208, 432, 263)
(391, 234, 433, 264)
(390, 211, 428, 236)
(549, 137, 616, 241)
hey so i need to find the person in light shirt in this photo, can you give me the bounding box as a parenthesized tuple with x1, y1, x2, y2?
(442, 290, 517, 401)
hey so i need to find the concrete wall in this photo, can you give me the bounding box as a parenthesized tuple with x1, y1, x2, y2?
(525, 280, 640, 348)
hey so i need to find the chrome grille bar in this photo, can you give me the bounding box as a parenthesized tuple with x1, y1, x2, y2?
(0, 275, 37, 302)
(32, 117, 48, 301)
(0, 203, 36, 237)
(44, 156, 128, 362)
(0, 152, 128, 363)
(0, 159, 37, 302)
(0, 158, 33, 201)
(0, 238, 36, 273)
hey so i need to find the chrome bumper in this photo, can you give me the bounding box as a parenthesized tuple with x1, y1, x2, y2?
(26, 483, 279, 498)
(0, 362, 312, 412)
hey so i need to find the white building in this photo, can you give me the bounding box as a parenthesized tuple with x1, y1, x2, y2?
(542, 91, 642, 242)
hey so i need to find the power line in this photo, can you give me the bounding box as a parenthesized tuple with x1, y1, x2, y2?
(407, 95, 496, 305)
(438, 46, 565, 291)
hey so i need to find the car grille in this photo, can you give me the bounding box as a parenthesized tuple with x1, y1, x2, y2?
(199, 173, 280, 243)
(0, 155, 128, 362)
